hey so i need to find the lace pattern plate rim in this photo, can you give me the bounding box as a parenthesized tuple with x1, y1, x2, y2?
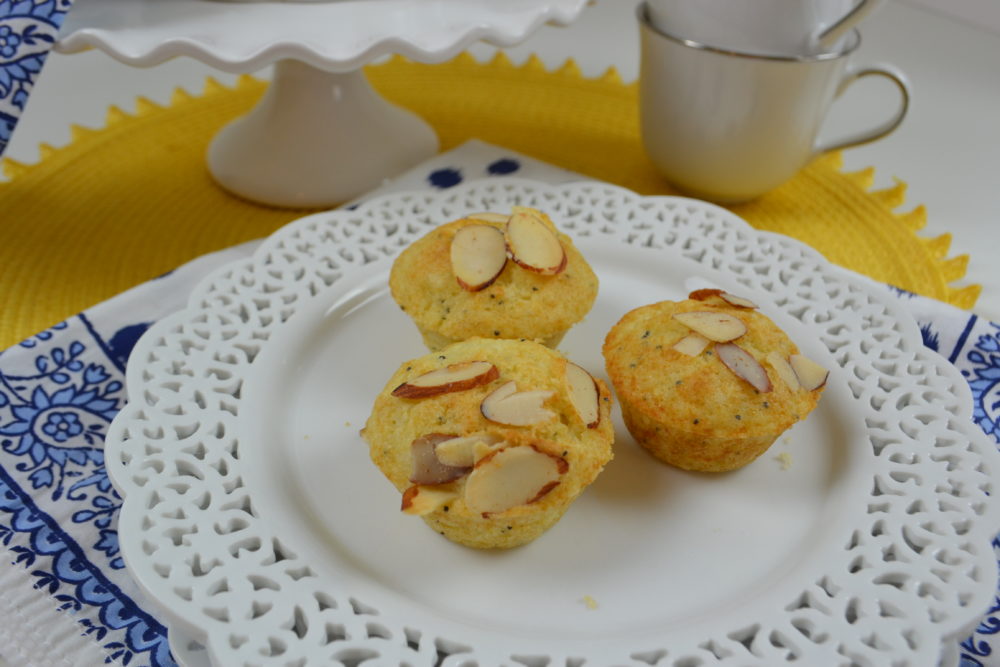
(105, 179, 1000, 666)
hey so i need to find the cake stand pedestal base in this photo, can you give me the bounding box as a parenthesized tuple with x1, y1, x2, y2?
(207, 60, 439, 208)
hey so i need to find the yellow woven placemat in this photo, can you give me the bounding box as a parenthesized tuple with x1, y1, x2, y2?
(0, 53, 979, 349)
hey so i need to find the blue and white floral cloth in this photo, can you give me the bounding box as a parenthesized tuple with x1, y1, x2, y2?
(0, 0, 72, 156)
(0, 141, 997, 666)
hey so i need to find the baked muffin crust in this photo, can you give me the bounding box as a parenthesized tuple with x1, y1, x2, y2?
(603, 292, 824, 472)
(363, 338, 614, 548)
(389, 208, 598, 350)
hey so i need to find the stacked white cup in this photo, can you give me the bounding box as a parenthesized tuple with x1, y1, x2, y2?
(646, 0, 881, 57)
(638, 0, 909, 203)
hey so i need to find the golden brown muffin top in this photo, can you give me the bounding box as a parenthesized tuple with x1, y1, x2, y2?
(363, 337, 614, 518)
(388, 208, 598, 343)
(603, 292, 823, 440)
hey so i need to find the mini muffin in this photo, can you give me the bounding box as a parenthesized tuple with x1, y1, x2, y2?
(362, 337, 614, 549)
(602, 289, 827, 472)
(389, 207, 598, 350)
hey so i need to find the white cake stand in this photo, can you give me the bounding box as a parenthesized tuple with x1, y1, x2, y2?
(55, 0, 588, 208)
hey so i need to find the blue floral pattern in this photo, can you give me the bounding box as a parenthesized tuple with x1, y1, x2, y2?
(0, 24, 23, 58)
(965, 325, 1000, 444)
(948, 320, 1000, 663)
(0, 465, 174, 666)
(1, 341, 119, 506)
(0, 0, 73, 155)
(0, 318, 174, 665)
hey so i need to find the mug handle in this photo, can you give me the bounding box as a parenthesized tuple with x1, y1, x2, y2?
(813, 63, 911, 155)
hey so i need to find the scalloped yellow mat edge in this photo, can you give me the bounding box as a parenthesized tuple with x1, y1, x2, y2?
(0, 54, 979, 348)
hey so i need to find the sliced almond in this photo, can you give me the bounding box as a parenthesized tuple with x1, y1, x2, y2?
(504, 209, 566, 275)
(434, 433, 504, 468)
(672, 311, 747, 342)
(688, 288, 724, 301)
(464, 445, 567, 516)
(766, 351, 801, 391)
(466, 212, 510, 224)
(473, 441, 499, 462)
(715, 343, 772, 393)
(450, 224, 508, 292)
(789, 354, 829, 391)
(688, 288, 758, 309)
(392, 361, 499, 399)
(719, 292, 759, 309)
(565, 362, 601, 428)
(410, 433, 470, 485)
(480, 381, 556, 426)
(401, 485, 459, 516)
(672, 333, 711, 357)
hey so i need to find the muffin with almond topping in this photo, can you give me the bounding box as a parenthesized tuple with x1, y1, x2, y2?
(362, 337, 614, 549)
(602, 289, 826, 472)
(389, 207, 598, 351)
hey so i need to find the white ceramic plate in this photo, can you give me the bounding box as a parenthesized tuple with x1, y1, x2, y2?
(56, 0, 587, 72)
(106, 180, 1000, 666)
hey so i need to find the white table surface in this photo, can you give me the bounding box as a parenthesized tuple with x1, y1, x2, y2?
(5, 0, 1000, 328)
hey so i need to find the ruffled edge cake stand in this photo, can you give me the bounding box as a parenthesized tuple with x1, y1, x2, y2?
(55, 0, 588, 208)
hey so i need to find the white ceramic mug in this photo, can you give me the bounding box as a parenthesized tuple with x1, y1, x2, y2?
(638, 2, 909, 203)
(647, 0, 882, 56)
